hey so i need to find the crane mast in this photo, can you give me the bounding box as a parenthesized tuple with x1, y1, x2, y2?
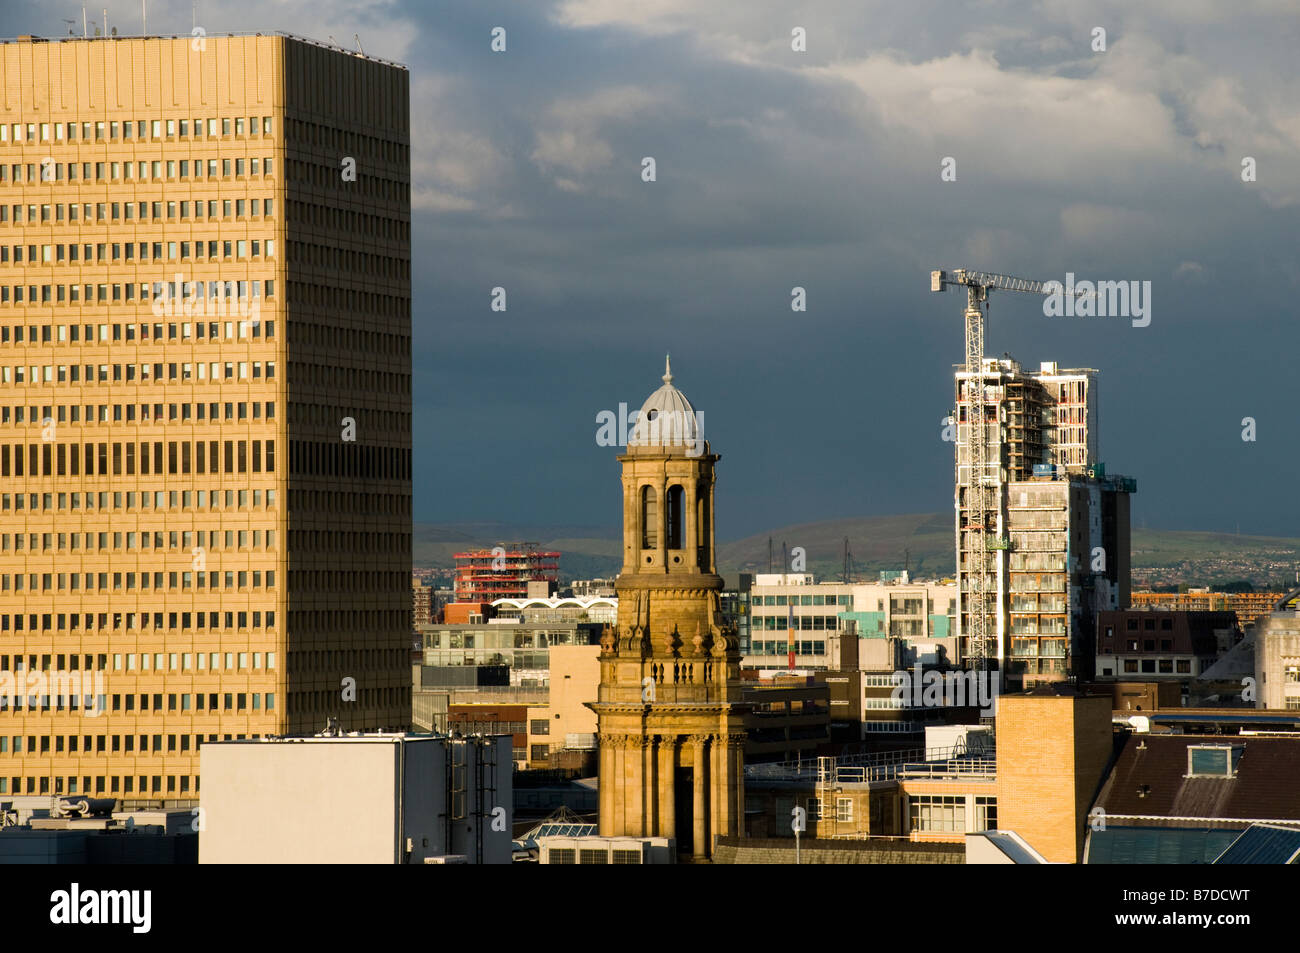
(962, 285, 993, 670)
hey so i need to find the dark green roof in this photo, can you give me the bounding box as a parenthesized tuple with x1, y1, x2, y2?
(1087, 826, 1242, 864)
(1214, 824, 1300, 864)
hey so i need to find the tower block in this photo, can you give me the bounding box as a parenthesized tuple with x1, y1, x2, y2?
(588, 358, 749, 861)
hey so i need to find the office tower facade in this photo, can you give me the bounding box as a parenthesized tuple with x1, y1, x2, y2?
(954, 358, 1132, 688)
(0, 33, 411, 800)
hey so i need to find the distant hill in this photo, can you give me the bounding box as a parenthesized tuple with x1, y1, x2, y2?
(719, 513, 953, 581)
(415, 516, 1300, 590)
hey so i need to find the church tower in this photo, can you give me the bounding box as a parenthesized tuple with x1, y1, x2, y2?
(588, 357, 747, 861)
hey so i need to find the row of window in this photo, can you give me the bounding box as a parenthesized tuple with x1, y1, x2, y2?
(754, 594, 855, 607)
(748, 640, 827, 656)
(1105, 638, 1178, 652)
(2, 360, 276, 385)
(288, 117, 405, 163)
(1103, 658, 1197, 675)
(0, 611, 276, 633)
(2, 319, 273, 345)
(3, 197, 275, 223)
(288, 159, 408, 204)
(289, 687, 406, 714)
(1122, 616, 1176, 632)
(5, 529, 273, 553)
(2, 570, 275, 594)
(0, 438, 276, 478)
(2, 488, 276, 513)
(3, 116, 274, 144)
(2, 156, 274, 184)
(754, 615, 841, 631)
(287, 440, 408, 481)
(1, 280, 274, 306)
(288, 280, 409, 321)
(4, 237, 275, 263)
(863, 721, 922, 734)
(908, 795, 998, 833)
(2, 402, 275, 427)
(863, 698, 907, 709)
(1, 693, 276, 717)
(288, 648, 408, 673)
(1, 651, 275, 674)
(0, 773, 201, 796)
(1010, 638, 1067, 657)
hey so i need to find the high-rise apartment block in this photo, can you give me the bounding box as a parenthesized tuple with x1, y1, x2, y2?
(955, 358, 1132, 688)
(452, 546, 560, 603)
(0, 33, 411, 800)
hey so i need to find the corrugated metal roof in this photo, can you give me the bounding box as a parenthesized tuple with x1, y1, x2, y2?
(1213, 824, 1300, 864)
(1087, 826, 1241, 864)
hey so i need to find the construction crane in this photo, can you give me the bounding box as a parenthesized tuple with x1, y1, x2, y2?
(930, 269, 1093, 673)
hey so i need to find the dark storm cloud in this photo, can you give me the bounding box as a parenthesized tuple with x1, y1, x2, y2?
(6, 0, 1298, 538)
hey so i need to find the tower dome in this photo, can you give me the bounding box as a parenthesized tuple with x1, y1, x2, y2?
(628, 355, 700, 452)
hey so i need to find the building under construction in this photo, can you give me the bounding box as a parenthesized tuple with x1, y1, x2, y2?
(453, 544, 561, 603)
(954, 357, 1134, 688)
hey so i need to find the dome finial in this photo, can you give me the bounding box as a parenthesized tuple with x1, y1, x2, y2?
(663, 353, 672, 384)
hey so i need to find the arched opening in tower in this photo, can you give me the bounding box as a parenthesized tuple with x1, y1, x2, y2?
(666, 485, 683, 550)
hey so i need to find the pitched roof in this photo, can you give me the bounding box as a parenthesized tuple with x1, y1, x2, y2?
(1094, 734, 1300, 824)
(1087, 826, 1240, 864)
(1213, 823, 1300, 864)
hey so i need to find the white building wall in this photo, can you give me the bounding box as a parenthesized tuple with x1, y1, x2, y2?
(199, 735, 512, 864)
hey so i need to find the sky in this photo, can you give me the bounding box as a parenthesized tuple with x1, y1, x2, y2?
(5, 0, 1300, 542)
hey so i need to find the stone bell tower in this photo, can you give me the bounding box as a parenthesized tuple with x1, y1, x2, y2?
(588, 357, 748, 861)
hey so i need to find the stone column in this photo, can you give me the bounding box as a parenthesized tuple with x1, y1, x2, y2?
(627, 735, 644, 836)
(655, 476, 667, 571)
(625, 477, 636, 572)
(730, 733, 745, 838)
(706, 478, 716, 574)
(643, 736, 657, 837)
(613, 735, 626, 834)
(712, 733, 733, 837)
(658, 735, 676, 840)
(691, 734, 709, 861)
(710, 732, 724, 845)
(598, 733, 613, 836)
(684, 479, 697, 569)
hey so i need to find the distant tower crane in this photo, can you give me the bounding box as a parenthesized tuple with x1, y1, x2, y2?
(930, 269, 1093, 672)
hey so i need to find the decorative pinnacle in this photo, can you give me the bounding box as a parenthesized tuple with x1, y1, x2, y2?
(663, 354, 672, 384)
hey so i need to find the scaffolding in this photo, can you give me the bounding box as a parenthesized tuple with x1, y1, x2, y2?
(453, 543, 560, 602)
